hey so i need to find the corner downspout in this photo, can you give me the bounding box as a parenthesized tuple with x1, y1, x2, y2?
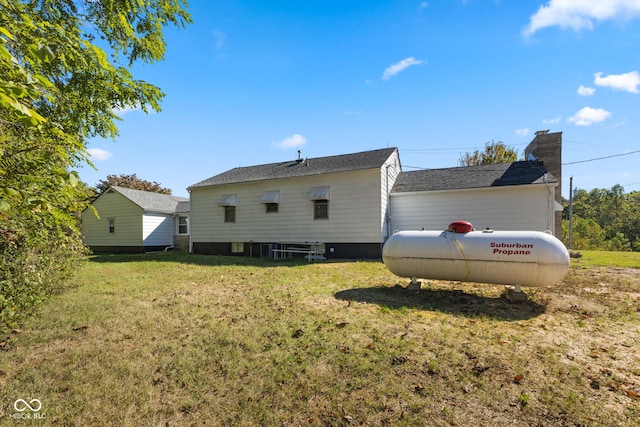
(386, 164, 391, 241)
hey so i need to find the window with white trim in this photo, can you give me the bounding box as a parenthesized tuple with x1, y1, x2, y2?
(107, 218, 115, 234)
(178, 216, 188, 234)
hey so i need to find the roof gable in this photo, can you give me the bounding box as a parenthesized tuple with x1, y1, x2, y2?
(189, 147, 398, 189)
(105, 186, 188, 214)
(392, 161, 557, 193)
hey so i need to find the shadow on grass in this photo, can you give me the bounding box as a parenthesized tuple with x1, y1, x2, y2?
(86, 252, 309, 267)
(335, 284, 546, 321)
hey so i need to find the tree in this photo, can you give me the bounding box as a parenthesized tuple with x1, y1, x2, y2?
(459, 140, 519, 166)
(96, 174, 172, 194)
(562, 216, 606, 250)
(0, 0, 191, 336)
(565, 185, 640, 252)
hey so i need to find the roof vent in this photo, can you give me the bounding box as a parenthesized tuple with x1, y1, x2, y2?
(297, 150, 303, 162)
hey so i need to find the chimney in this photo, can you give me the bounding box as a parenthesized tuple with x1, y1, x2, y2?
(525, 131, 563, 238)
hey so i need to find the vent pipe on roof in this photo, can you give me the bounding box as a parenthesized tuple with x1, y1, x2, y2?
(297, 150, 302, 161)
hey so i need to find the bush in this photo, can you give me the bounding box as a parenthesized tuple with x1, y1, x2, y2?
(602, 232, 632, 252)
(0, 227, 85, 340)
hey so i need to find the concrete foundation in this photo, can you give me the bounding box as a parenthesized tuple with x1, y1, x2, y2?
(503, 285, 529, 302)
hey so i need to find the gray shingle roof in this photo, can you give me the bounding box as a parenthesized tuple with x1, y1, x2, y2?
(110, 186, 188, 214)
(188, 147, 398, 189)
(392, 161, 557, 193)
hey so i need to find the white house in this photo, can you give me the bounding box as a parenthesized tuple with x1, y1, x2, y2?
(187, 148, 402, 259)
(81, 186, 189, 253)
(83, 132, 564, 258)
(389, 161, 561, 234)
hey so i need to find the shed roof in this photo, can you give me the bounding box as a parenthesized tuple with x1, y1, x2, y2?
(108, 186, 188, 214)
(188, 147, 398, 189)
(392, 161, 557, 193)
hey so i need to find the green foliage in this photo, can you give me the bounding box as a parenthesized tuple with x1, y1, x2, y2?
(564, 185, 640, 251)
(459, 140, 519, 166)
(96, 173, 172, 194)
(562, 216, 606, 250)
(0, 0, 191, 337)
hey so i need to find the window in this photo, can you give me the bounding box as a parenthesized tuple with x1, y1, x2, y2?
(265, 203, 279, 213)
(107, 218, 115, 234)
(219, 194, 237, 223)
(224, 206, 236, 223)
(178, 216, 188, 234)
(261, 191, 280, 213)
(309, 186, 330, 220)
(314, 200, 329, 220)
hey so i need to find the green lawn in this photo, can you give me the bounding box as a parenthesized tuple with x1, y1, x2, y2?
(1, 253, 638, 426)
(571, 250, 640, 268)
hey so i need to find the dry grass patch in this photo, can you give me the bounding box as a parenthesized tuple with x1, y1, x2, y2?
(0, 253, 638, 426)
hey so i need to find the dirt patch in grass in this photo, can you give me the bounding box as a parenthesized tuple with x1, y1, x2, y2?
(0, 255, 638, 426)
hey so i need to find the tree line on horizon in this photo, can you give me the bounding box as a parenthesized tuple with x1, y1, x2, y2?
(563, 184, 640, 252)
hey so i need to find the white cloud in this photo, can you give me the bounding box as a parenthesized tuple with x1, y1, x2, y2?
(382, 57, 425, 80)
(577, 85, 595, 96)
(594, 71, 640, 93)
(515, 128, 530, 137)
(344, 110, 362, 116)
(523, 0, 640, 36)
(567, 106, 611, 126)
(88, 148, 113, 161)
(276, 134, 307, 149)
(213, 30, 227, 49)
(543, 116, 562, 125)
(113, 104, 141, 116)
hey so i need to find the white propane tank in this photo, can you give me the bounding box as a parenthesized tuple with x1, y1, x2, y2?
(382, 221, 570, 288)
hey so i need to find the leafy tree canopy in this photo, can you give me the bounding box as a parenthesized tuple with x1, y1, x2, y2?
(0, 0, 191, 336)
(564, 185, 640, 251)
(97, 174, 172, 194)
(459, 140, 519, 166)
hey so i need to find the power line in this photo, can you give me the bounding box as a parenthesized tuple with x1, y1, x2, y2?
(562, 150, 640, 165)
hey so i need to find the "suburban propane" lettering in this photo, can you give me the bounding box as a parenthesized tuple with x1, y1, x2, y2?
(490, 242, 533, 255)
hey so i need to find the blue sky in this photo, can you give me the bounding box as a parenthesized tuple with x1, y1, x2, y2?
(80, 0, 640, 198)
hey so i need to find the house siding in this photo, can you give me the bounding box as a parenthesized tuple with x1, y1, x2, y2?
(142, 213, 174, 247)
(390, 184, 555, 233)
(190, 169, 385, 257)
(81, 191, 143, 251)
